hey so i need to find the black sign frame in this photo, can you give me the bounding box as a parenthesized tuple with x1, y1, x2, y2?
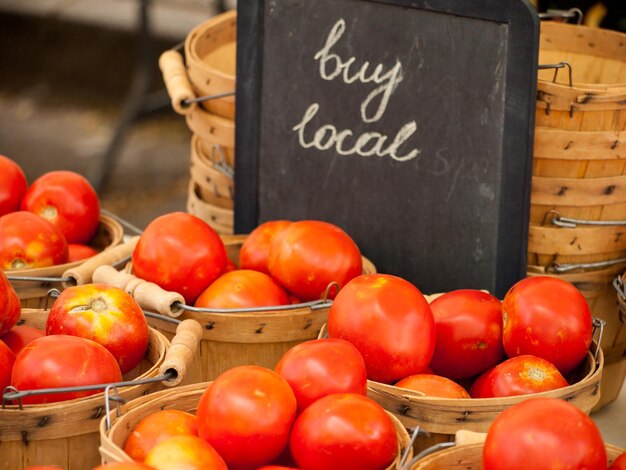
(235, 0, 539, 298)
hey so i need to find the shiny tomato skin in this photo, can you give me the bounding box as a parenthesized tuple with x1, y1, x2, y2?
(0, 268, 21, 335)
(328, 274, 435, 384)
(470, 355, 568, 398)
(0, 325, 45, 356)
(609, 452, 626, 470)
(257, 467, 300, 470)
(0, 155, 28, 216)
(0, 211, 68, 269)
(502, 276, 592, 375)
(46, 284, 149, 374)
(196, 365, 297, 470)
(67, 243, 98, 262)
(123, 410, 198, 463)
(21, 170, 100, 244)
(275, 338, 368, 412)
(239, 220, 292, 274)
(132, 212, 227, 304)
(429, 289, 504, 380)
(11, 334, 122, 404)
(91, 464, 154, 470)
(395, 374, 470, 398)
(483, 397, 606, 470)
(195, 269, 290, 309)
(290, 393, 398, 470)
(268, 220, 362, 301)
(144, 435, 227, 470)
(0, 339, 16, 391)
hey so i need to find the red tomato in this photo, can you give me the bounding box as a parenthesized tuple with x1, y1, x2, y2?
(132, 212, 227, 304)
(92, 464, 153, 470)
(223, 259, 237, 273)
(239, 220, 292, 274)
(0, 211, 68, 269)
(46, 284, 149, 374)
(395, 374, 470, 398)
(11, 334, 122, 404)
(21, 170, 100, 244)
(502, 276, 592, 374)
(0, 155, 28, 216)
(144, 435, 227, 470)
(428, 289, 504, 380)
(268, 220, 362, 301)
(194, 269, 290, 309)
(483, 397, 606, 470)
(123, 410, 198, 463)
(257, 467, 300, 470)
(290, 393, 397, 470)
(67, 243, 98, 262)
(0, 339, 16, 391)
(0, 268, 20, 335)
(196, 366, 297, 470)
(609, 452, 626, 470)
(328, 274, 435, 383)
(0, 325, 45, 355)
(275, 338, 368, 412)
(470, 355, 568, 398)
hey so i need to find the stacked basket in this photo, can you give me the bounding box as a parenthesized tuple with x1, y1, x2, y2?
(527, 21, 626, 411)
(160, 10, 237, 234)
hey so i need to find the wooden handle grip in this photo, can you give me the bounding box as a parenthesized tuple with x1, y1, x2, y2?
(454, 430, 487, 447)
(159, 50, 196, 115)
(62, 237, 140, 288)
(126, 278, 186, 318)
(159, 319, 203, 387)
(92, 265, 137, 290)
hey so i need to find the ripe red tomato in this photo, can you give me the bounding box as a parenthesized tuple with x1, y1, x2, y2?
(275, 338, 367, 412)
(0, 268, 20, 336)
(239, 220, 292, 274)
(257, 467, 299, 470)
(428, 289, 504, 380)
(0, 211, 68, 269)
(502, 276, 592, 374)
(0, 339, 16, 391)
(195, 269, 290, 309)
(21, 170, 100, 244)
(0, 325, 45, 356)
(11, 334, 122, 404)
(268, 220, 362, 301)
(0, 155, 28, 216)
(144, 435, 227, 470)
(67, 243, 98, 262)
(123, 410, 198, 463)
(469, 355, 568, 398)
(609, 452, 626, 470)
(328, 274, 435, 383)
(92, 464, 153, 470)
(196, 366, 297, 469)
(483, 397, 606, 470)
(132, 212, 227, 304)
(395, 374, 470, 398)
(290, 393, 398, 470)
(46, 284, 149, 374)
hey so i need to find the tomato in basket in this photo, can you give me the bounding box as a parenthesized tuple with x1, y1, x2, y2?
(239, 220, 292, 274)
(0, 155, 28, 217)
(0, 268, 20, 336)
(0, 339, 15, 391)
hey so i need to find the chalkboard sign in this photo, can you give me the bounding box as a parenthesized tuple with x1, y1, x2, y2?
(235, 0, 539, 298)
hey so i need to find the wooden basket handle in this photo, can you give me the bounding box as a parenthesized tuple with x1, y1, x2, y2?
(454, 430, 487, 446)
(62, 236, 140, 288)
(159, 319, 203, 387)
(92, 265, 186, 318)
(159, 50, 196, 115)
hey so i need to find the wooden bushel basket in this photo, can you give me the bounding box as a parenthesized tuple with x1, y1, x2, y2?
(189, 134, 234, 210)
(7, 213, 124, 309)
(529, 22, 626, 269)
(186, 180, 234, 235)
(406, 439, 625, 470)
(93, 234, 376, 384)
(0, 309, 202, 470)
(99, 381, 413, 469)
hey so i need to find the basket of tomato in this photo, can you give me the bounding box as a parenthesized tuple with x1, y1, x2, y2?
(99, 364, 412, 470)
(317, 273, 604, 452)
(92, 213, 376, 384)
(405, 398, 625, 470)
(0, 274, 202, 470)
(0, 156, 125, 309)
